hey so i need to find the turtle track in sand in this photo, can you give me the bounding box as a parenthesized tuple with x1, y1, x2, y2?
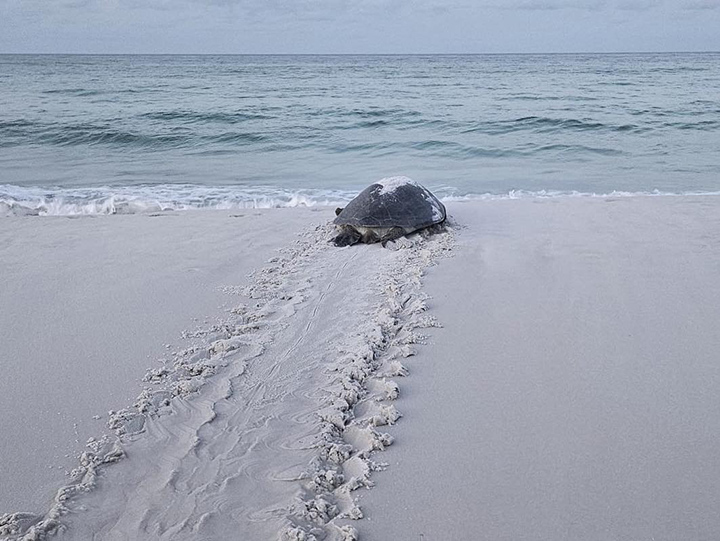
(1, 221, 454, 541)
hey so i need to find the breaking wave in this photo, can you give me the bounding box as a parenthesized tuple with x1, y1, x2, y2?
(2, 184, 719, 217)
(0, 184, 355, 217)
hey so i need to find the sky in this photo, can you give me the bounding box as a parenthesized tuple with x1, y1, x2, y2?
(1, 0, 719, 54)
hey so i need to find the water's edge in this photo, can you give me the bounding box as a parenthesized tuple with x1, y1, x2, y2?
(2, 183, 720, 217)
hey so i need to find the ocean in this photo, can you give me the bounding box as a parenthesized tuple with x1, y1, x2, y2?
(1, 53, 719, 215)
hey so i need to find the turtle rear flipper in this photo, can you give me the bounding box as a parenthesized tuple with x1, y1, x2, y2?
(332, 226, 362, 247)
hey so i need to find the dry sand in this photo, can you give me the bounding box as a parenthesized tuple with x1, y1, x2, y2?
(0, 209, 325, 513)
(2, 196, 720, 540)
(360, 196, 720, 541)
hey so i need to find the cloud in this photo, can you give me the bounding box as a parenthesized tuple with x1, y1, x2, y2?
(682, 0, 720, 8)
(511, 0, 607, 11)
(489, 0, 606, 10)
(1, 0, 717, 53)
(614, 0, 660, 10)
(478, 0, 663, 11)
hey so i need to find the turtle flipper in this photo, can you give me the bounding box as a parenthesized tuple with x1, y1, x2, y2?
(380, 227, 407, 247)
(332, 226, 362, 247)
(361, 229, 380, 244)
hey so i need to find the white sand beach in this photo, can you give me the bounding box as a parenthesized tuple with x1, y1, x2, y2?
(0, 210, 325, 513)
(2, 196, 720, 540)
(360, 196, 720, 541)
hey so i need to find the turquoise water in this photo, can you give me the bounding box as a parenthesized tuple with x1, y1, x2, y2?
(1, 53, 719, 214)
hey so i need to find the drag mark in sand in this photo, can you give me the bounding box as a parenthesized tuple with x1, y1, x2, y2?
(284, 252, 360, 368)
(0, 222, 453, 541)
(281, 232, 453, 540)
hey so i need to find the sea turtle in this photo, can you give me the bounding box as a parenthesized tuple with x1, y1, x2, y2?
(332, 176, 446, 247)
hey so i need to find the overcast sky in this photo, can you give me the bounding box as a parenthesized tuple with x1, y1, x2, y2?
(1, 0, 718, 54)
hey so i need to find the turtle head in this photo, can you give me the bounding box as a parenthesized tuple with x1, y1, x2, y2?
(332, 225, 362, 247)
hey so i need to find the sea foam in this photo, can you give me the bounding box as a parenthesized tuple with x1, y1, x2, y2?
(2, 184, 720, 217)
(0, 184, 354, 217)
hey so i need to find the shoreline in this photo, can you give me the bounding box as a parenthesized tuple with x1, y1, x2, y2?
(4, 186, 720, 218)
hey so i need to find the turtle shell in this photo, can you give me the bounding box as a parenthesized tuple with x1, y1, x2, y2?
(334, 177, 446, 229)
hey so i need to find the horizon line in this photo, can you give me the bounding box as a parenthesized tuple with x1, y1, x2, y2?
(1, 50, 719, 56)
